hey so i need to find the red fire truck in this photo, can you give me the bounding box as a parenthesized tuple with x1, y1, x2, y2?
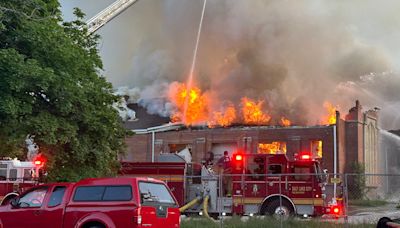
(120, 151, 342, 217)
(0, 156, 45, 205)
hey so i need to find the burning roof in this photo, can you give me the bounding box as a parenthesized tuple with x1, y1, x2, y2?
(166, 82, 336, 128)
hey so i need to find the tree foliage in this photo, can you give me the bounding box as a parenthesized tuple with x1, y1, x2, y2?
(0, 1, 126, 181)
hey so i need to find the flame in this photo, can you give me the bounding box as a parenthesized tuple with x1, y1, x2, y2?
(170, 83, 208, 125)
(168, 82, 338, 127)
(258, 142, 287, 154)
(280, 117, 291, 127)
(323, 101, 337, 124)
(241, 97, 271, 125)
(210, 105, 237, 127)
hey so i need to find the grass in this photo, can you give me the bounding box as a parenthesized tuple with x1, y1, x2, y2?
(181, 217, 375, 228)
(349, 199, 388, 207)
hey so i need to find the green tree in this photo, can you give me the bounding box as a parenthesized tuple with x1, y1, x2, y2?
(0, 1, 126, 181)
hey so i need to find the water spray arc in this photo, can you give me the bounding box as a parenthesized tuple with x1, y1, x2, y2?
(183, 0, 207, 124)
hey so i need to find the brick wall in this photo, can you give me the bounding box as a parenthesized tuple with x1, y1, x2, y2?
(123, 125, 337, 171)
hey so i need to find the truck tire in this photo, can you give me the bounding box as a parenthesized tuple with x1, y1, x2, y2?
(83, 222, 105, 228)
(261, 198, 294, 218)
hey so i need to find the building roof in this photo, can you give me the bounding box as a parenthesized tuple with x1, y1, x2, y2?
(123, 103, 170, 130)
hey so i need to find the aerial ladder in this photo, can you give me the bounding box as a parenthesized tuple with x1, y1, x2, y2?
(86, 0, 139, 34)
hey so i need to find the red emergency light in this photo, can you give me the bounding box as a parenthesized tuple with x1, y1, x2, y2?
(235, 154, 243, 161)
(301, 154, 311, 160)
(33, 156, 46, 167)
(34, 160, 42, 166)
(331, 205, 341, 215)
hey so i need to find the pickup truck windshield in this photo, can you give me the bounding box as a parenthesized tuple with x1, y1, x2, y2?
(18, 187, 48, 208)
(139, 182, 175, 205)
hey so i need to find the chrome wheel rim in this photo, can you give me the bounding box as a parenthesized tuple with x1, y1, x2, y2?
(274, 206, 290, 218)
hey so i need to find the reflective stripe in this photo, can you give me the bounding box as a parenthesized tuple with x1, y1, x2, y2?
(233, 197, 324, 206)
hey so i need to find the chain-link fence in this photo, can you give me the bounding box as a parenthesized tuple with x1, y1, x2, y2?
(344, 173, 400, 225)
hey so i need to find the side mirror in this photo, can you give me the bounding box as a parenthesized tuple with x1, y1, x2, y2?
(10, 198, 19, 208)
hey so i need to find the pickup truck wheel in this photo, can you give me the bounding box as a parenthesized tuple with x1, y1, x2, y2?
(83, 223, 105, 228)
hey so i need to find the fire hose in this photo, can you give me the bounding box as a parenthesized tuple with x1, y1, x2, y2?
(179, 195, 213, 220)
(179, 196, 201, 213)
(202, 195, 212, 220)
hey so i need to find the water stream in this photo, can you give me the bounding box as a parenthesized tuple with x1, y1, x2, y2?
(183, 0, 207, 123)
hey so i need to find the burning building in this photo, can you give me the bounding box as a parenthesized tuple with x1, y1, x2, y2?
(122, 100, 380, 176)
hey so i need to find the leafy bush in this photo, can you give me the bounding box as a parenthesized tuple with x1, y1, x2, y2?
(347, 162, 366, 200)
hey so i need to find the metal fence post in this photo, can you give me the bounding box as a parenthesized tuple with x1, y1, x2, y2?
(219, 172, 223, 228)
(344, 173, 349, 228)
(279, 173, 283, 228)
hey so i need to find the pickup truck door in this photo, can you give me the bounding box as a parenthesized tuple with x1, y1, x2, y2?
(37, 185, 68, 228)
(1, 186, 49, 227)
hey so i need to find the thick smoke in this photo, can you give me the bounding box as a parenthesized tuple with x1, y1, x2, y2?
(67, 0, 400, 129)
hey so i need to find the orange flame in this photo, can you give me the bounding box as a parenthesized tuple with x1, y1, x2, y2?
(241, 97, 271, 125)
(170, 83, 208, 125)
(210, 105, 237, 127)
(280, 117, 291, 127)
(323, 101, 337, 124)
(258, 142, 287, 154)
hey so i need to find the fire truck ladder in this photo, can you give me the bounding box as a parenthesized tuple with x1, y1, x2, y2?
(87, 0, 139, 34)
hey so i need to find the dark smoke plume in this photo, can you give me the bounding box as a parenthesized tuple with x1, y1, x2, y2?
(63, 0, 400, 129)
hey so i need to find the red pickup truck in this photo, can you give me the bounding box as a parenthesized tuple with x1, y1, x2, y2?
(0, 177, 180, 228)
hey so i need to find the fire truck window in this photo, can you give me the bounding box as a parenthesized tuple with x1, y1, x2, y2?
(246, 156, 265, 181)
(18, 187, 48, 208)
(293, 166, 311, 181)
(0, 164, 7, 180)
(9, 169, 17, 181)
(24, 169, 33, 180)
(48, 186, 66, 207)
(268, 165, 282, 174)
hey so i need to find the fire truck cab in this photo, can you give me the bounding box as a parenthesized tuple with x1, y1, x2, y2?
(0, 158, 43, 205)
(228, 152, 329, 216)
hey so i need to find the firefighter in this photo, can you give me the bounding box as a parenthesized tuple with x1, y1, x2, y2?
(217, 151, 231, 168)
(217, 151, 232, 196)
(205, 151, 214, 167)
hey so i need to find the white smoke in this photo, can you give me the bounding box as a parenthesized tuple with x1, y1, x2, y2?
(113, 87, 137, 121)
(25, 135, 39, 161)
